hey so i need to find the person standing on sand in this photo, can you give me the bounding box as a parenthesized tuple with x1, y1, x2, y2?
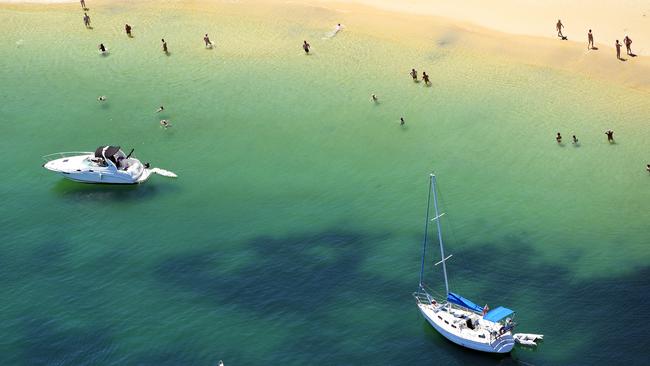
(125, 24, 132, 37)
(83, 13, 91, 28)
(587, 29, 594, 50)
(556, 132, 562, 144)
(556, 19, 564, 38)
(422, 72, 430, 85)
(605, 130, 614, 142)
(615, 40, 622, 59)
(624, 35, 633, 55)
(204, 34, 212, 47)
(162, 39, 168, 53)
(410, 68, 418, 81)
(303, 40, 310, 54)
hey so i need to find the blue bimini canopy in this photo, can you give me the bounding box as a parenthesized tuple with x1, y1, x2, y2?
(483, 306, 514, 322)
(447, 292, 484, 313)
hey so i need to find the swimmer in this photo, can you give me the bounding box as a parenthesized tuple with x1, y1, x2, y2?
(98, 43, 106, 53)
(125, 24, 132, 37)
(605, 129, 614, 142)
(204, 34, 212, 47)
(400, 117, 405, 126)
(303, 40, 310, 54)
(162, 39, 168, 53)
(556, 132, 562, 144)
(97, 96, 107, 102)
(572, 135, 578, 144)
(410, 68, 417, 81)
(371, 94, 378, 102)
(422, 71, 430, 85)
(156, 105, 164, 113)
(160, 119, 171, 128)
(646, 164, 650, 173)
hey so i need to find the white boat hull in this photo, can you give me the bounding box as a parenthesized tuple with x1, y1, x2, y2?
(42, 150, 174, 185)
(418, 304, 515, 353)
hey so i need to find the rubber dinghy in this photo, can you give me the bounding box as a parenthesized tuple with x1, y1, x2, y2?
(513, 333, 544, 346)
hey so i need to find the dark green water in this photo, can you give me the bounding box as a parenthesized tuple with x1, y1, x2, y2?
(1, 1, 649, 365)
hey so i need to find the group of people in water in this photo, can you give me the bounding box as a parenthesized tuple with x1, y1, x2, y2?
(556, 19, 636, 60)
(554, 130, 621, 151)
(555, 130, 615, 145)
(410, 68, 431, 85)
(80, 0, 204, 55)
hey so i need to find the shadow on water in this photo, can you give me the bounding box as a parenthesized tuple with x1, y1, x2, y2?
(152, 228, 650, 365)
(155, 231, 390, 314)
(20, 318, 114, 365)
(50, 179, 177, 202)
(437, 30, 458, 47)
(12, 229, 642, 364)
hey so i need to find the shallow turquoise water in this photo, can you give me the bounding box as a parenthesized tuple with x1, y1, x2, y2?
(1, 2, 649, 365)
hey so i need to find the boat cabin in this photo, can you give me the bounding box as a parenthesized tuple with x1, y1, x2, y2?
(94, 145, 128, 169)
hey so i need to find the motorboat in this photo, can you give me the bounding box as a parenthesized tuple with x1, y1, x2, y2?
(413, 174, 542, 353)
(43, 145, 177, 184)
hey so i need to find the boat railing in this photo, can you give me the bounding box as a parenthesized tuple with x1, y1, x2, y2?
(42, 152, 93, 162)
(413, 283, 447, 305)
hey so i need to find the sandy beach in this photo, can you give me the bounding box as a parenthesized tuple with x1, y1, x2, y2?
(3, 0, 649, 92)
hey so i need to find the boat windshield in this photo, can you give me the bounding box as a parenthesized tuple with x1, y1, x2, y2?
(85, 157, 108, 167)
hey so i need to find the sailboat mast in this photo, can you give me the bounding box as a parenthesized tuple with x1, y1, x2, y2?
(418, 174, 434, 289)
(431, 174, 450, 296)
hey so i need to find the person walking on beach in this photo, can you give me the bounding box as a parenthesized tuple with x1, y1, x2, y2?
(556, 132, 562, 144)
(83, 13, 91, 28)
(605, 130, 614, 142)
(162, 39, 168, 53)
(303, 40, 310, 54)
(556, 19, 564, 38)
(624, 35, 633, 55)
(80, 0, 86, 10)
(615, 40, 622, 60)
(587, 29, 594, 50)
(422, 71, 430, 85)
(125, 24, 132, 37)
(204, 34, 212, 48)
(400, 117, 405, 126)
(410, 68, 418, 81)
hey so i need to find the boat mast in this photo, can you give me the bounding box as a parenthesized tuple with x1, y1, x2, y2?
(418, 174, 434, 289)
(431, 174, 450, 296)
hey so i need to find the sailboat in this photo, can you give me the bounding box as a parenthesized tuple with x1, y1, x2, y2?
(413, 174, 542, 353)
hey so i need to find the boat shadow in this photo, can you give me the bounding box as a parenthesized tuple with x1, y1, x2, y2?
(50, 179, 177, 202)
